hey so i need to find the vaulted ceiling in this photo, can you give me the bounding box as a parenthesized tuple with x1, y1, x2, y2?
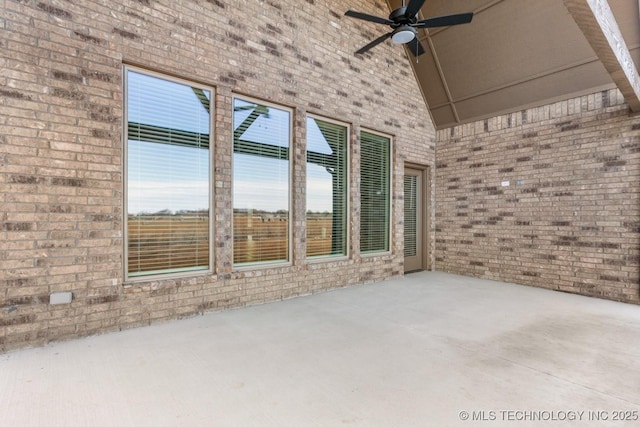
(375, 0, 640, 129)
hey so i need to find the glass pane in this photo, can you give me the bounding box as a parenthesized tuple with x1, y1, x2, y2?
(404, 175, 418, 257)
(126, 70, 211, 277)
(360, 131, 390, 253)
(233, 98, 290, 265)
(306, 118, 348, 258)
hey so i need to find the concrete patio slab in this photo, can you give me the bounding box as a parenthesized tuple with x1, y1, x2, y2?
(1, 272, 639, 426)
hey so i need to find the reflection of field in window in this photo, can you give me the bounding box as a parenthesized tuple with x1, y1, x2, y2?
(126, 69, 210, 277)
(307, 163, 334, 257)
(306, 211, 334, 256)
(232, 211, 288, 264)
(127, 213, 209, 273)
(233, 98, 290, 265)
(306, 117, 348, 258)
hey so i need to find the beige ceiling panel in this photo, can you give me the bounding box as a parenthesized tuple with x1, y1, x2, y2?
(409, 43, 450, 107)
(564, 0, 640, 111)
(421, 0, 497, 16)
(388, 0, 489, 17)
(430, 104, 458, 129)
(611, 0, 640, 46)
(610, 0, 640, 69)
(382, 0, 640, 128)
(454, 61, 614, 123)
(429, 0, 596, 100)
(633, 47, 640, 67)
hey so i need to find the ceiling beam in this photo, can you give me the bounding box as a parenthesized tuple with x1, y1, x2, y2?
(563, 0, 640, 111)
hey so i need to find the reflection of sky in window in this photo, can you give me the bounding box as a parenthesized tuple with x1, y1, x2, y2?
(307, 165, 333, 213)
(307, 119, 334, 213)
(307, 119, 332, 154)
(128, 71, 210, 134)
(234, 155, 289, 211)
(127, 71, 210, 214)
(127, 79, 344, 214)
(128, 141, 209, 214)
(233, 99, 290, 211)
(233, 99, 289, 148)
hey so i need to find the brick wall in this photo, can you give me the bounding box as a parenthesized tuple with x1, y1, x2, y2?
(0, 0, 436, 351)
(436, 89, 640, 304)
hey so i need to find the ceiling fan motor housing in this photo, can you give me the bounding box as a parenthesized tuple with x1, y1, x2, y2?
(344, 0, 473, 57)
(389, 7, 417, 27)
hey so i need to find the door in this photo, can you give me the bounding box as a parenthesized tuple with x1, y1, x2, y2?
(404, 167, 427, 272)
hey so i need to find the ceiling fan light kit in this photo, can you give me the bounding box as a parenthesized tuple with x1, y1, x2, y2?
(345, 0, 473, 57)
(391, 26, 416, 44)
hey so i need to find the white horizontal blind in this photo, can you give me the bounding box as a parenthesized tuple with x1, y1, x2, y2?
(404, 174, 418, 257)
(233, 98, 290, 265)
(360, 131, 390, 254)
(306, 118, 348, 258)
(126, 70, 211, 277)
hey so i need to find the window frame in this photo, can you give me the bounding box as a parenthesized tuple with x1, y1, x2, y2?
(231, 94, 294, 270)
(305, 114, 350, 262)
(123, 65, 215, 282)
(359, 128, 393, 256)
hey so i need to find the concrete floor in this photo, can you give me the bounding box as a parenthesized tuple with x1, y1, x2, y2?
(1, 272, 639, 427)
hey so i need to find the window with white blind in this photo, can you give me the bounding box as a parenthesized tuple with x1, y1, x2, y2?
(125, 68, 212, 278)
(306, 117, 348, 259)
(359, 131, 391, 254)
(404, 174, 418, 257)
(233, 97, 291, 266)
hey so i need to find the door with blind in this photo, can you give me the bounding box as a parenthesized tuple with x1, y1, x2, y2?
(404, 167, 427, 272)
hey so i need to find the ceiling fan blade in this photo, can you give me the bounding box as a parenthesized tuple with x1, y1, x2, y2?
(355, 31, 393, 55)
(406, 38, 426, 57)
(345, 10, 393, 25)
(404, 0, 427, 19)
(414, 12, 473, 28)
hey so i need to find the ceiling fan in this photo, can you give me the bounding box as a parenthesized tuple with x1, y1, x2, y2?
(345, 0, 473, 57)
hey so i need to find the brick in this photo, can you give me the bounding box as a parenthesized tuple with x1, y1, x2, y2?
(4, 0, 637, 354)
(436, 92, 639, 305)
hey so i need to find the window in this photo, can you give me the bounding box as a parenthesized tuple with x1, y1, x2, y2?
(233, 97, 291, 266)
(359, 131, 391, 254)
(306, 117, 348, 258)
(125, 69, 212, 278)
